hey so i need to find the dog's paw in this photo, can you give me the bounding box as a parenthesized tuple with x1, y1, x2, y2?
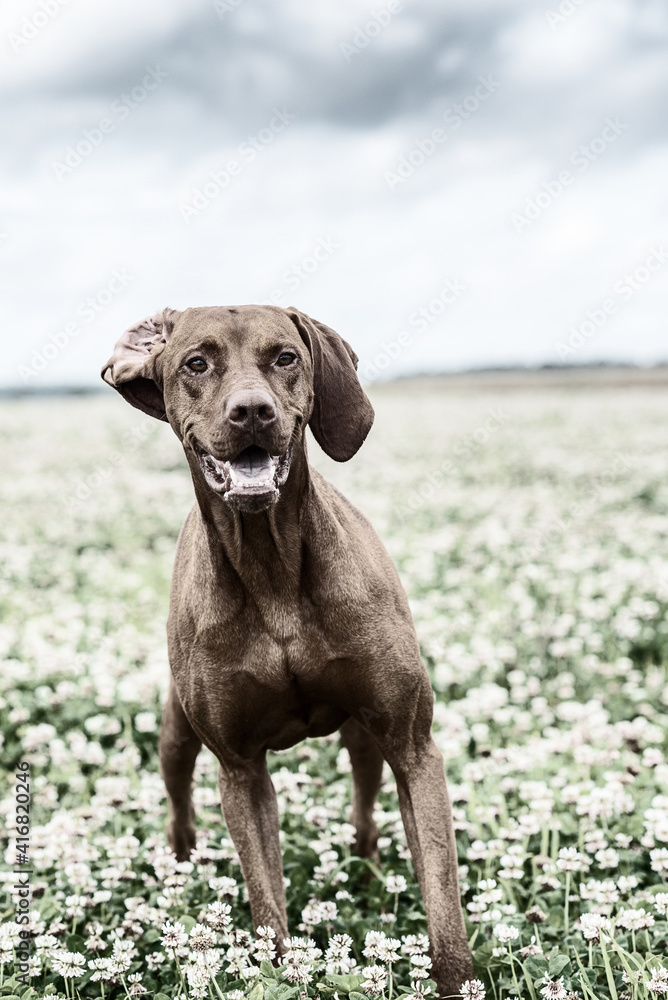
(167, 821, 196, 861)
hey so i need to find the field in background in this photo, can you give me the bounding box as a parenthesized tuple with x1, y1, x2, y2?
(1, 381, 667, 999)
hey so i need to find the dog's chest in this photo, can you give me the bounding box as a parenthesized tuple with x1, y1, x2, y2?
(225, 594, 337, 676)
(175, 620, 347, 754)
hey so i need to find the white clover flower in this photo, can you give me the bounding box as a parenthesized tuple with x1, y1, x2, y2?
(556, 847, 590, 872)
(498, 856, 524, 880)
(408, 982, 433, 1000)
(460, 980, 486, 1000)
(185, 962, 212, 998)
(540, 976, 567, 1000)
(376, 937, 401, 964)
(654, 892, 668, 916)
(51, 950, 86, 979)
(363, 930, 388, 960)
(594, 848, 620, 869)
(579, 912, 610, 941)
(519, 940, 543, 958)
(204, 901, 232, 932)
(410, 954, 433, 979)
(493, 924, 519, 943)
(616, 908, 654, 931)
(401, 934, 430, 956)
(579, 879, 618, 905)
(325, 934, 356, 975)
(650, 848, 668, 874)
(160, 919, 189, 953)
(209, 875, 239, 898)
(646, 966, 668, 995)
(281, 935, 321, 972)
(301, 899, 337, 926)
(134, 711, 157, 732)
(127, 971, 147, 995)
(254, 925, 277, 961)
(282, 961, 313, 986)
(386, 874, 408, 893)
(361, 964, 388, 996)
(189, 924, 217, 952)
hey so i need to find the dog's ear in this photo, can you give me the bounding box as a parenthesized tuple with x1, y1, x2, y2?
(101, 310, 177, 420)
(287, 308, 374, 461)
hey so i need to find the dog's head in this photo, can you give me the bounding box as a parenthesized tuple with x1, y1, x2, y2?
(101, 305, 374, 512)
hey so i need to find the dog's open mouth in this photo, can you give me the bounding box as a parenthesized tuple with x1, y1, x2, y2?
(197, 444, 292, 508)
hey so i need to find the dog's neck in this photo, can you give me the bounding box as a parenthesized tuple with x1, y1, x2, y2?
(187, 440, 313, 599)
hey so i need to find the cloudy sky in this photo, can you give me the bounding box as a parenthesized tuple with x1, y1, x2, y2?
(1, 0, 667, 387)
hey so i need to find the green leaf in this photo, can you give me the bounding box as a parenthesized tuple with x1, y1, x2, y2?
(65, 933, 86, 952)
(524, 956, 549, 978)
(599, 934, 619, 1000)
(349, 992, 368, 1000)
(248, 981, 264, 1000)
(548, 955, 571, 978)
(154, 994, 172, 1000)
(274, 987, 299, 1000)
(522, 966, 538, 1000)
(261, 960, 278, 979)
(325, 975, 363, 992)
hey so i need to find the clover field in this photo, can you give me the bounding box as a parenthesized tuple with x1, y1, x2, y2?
(1, 381, 667, 1000)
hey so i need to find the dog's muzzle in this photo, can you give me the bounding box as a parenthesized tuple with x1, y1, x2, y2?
(196, 444, 293, 512)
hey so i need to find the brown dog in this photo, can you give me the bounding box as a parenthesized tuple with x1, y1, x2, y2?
(102, 305, 473, 993)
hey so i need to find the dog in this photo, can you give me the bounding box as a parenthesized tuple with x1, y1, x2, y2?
(102, 305, 473, 993)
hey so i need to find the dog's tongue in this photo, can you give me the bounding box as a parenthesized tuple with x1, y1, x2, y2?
(228, 446, 276, 490)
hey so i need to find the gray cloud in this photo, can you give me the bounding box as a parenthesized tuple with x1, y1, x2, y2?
(1, 0, 667, 386)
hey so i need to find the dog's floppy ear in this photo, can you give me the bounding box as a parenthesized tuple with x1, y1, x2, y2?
(101, 310, 177, 421)
(287, 307, 374, 461)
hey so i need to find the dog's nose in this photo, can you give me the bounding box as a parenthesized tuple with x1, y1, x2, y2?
(226, 390, 277, 432)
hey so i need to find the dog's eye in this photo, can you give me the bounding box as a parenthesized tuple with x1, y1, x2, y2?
(276, 352, 296, 367)
(186, 358, 208, 373)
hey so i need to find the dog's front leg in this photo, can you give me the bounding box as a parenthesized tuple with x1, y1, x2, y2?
(387, 736, 474, 995)
(217, 753, 289, 942)
(159, 682, 202, 861)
